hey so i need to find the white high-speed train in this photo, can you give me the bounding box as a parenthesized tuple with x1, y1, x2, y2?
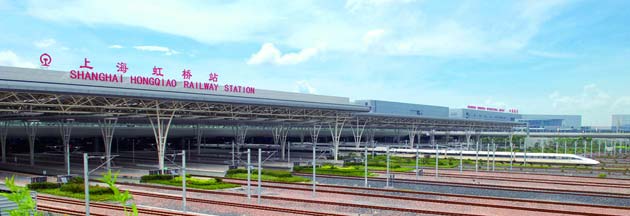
(339, 147, 600, 165)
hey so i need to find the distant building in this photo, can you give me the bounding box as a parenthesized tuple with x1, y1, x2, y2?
(612, 114, 630, 132)
(449, 108, 520, 122)
(518, 114, 582, 131)
(354, 100, 449, 118)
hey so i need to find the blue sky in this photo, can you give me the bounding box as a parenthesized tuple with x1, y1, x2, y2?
(0, 0, 628, 126)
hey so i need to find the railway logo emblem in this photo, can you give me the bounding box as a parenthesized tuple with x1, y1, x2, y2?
(40, 53, 52, 67)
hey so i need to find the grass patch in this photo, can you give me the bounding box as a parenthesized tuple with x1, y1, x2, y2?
(141, 174, 239, 190)
(226, 169, 310, 183)
(28, 177, 115, 202)
(36, 188, 115, 201)
(294, 165, 379, 177)
(343, 155, 471, 170)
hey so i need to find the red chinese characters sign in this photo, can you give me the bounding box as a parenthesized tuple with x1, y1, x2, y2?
(61, 54, 255, 94)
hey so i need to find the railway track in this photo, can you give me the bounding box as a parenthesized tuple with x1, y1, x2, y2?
(128, 190, 349, 216)
(38, 204, 108, 216)
(229, 180, 627, 216)
(126, 178, 630, 216)
(372, 170, 630, 188)
(119, 182, 485, 216)
(37, 194, 195, 216)
(292, 173, 630, 199)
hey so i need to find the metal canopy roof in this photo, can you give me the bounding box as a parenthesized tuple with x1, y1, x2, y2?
(0, 66, 519, 130)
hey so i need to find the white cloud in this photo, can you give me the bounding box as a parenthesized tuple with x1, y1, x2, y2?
(547, 84, 628, 126)
(26, 0, 283, 44)
(34, 38, 56, 49)
(247, 43, 318, 65)
(108, 45, 124, 49)
(345, 0, 417, 13)
(0, 50, 37, 68)
(133, 45, 179, 55)
(24, 0, 569, 58)
(528, 50, 575, 59)
(295, 80, 317, 94)
(362, 29, 386, 45)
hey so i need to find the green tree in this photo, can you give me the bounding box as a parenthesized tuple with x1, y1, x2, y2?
(100, 171, 138, 216)
(0, 176, 42, 216)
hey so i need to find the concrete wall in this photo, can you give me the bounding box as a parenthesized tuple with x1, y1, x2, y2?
(449, 108, 520, 122)
(355, 100, 449, 118)
(612, 114, 630, 131)
(520, 114, 582, 129)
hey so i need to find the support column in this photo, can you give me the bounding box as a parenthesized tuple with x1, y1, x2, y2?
(148, 102, 176, 171)
(271, 125, 287, 160)
(407, 125, 418, 150)
(24, 120, 39, 166)
(524, 127, 530, 165)
(99, 117, 118, 171)
(59, 119, 74, 175)
(195, 124, 203, 155)
(462, 130, 471, 173)
(366, 128, 376, 158)
(310, 124, 322, 197)
(329, 117, 346, 161)
(393, 128, 401, 144)
(350, 117, 367, 149)
(233, 124, 249, 163)
(299, 128, 305, 145)
(0, 122, 8, 163)
(431, 129, 437, 177)
(509, 133, 514, 171)
(475, 131, 480, 172)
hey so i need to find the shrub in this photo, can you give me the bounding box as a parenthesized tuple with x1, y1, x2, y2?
(69, 177, 84, 184)
(59, 183, 83, 193)
(59, 183, 112, 195)
(226, 169, 293, 178)
(140, 174, 175, 182)
(598, 173, 607, 178)
(27, 182, 60, 190)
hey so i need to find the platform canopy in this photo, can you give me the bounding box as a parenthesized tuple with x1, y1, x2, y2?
(0, 66, 521, 130)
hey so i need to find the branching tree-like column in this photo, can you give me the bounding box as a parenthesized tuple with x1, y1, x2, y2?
(0, 121, 8, 163)
(24, 120, 39, 166)
(232, 124, 249, 161)
(148, 102, 176, 171)
(99, 117, 118, 171)
(59, 119, 74, 175)
(195, 124, 203, 155)
(271, 125, 288, 160)
(350, 117, 368, 149)
(329, 117, 346, 161)
(407, 125, 419, 149)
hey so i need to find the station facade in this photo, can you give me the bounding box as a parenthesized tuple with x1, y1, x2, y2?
(612, 114, 630, 132)
(354, 100, 449, 118)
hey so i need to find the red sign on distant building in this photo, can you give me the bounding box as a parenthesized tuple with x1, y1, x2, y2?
(64, 56, 255, 95)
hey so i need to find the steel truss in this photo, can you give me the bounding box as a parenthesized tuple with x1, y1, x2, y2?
(0, 91, 354, 123)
